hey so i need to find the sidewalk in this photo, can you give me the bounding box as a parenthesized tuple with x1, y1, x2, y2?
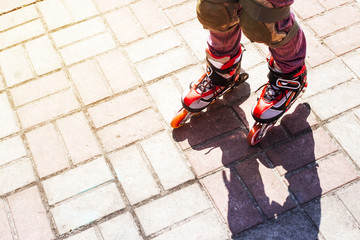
(0, 0, 359, 239)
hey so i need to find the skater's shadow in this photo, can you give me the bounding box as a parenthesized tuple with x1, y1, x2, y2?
(172, 85, 322, 239)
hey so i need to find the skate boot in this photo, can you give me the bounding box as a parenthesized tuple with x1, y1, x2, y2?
(171, 46, 249, 128)
(247, 57, 307, 145)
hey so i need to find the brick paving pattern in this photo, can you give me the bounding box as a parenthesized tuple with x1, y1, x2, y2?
(0, 0, 359, 239)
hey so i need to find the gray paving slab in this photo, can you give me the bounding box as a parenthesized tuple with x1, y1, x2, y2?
(0, 0, 359, 239)
(304, 194, 360, 240)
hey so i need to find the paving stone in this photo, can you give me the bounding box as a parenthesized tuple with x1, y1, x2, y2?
(109, 146, 160, 204)
(0, 0, 36, 14)
(201, 169, 263, 235)
(0, 45, 34, 87)
(256, 124, 289, 148)
(51, 17, 107, 48)
(51, 182, 125, 234)
(241, 43, 265, 70)
(185, 129, 258, 177)
(165, 0, 197, 25)
(98, 212, 142, 240)
(0, 93, 20, 139)
(176, 19, 208, 60)
(0, 0, 359, 238)
(152, 210, 229, 240)
(8, 186, 54, 240)
(17, 89, 80, 129)
(97, 109, 163, 152)
(0, 199, 12, 239)
(56, 112, 102, 164)
(63, 0, 98, 21)
(355, 107, 360, 119)
(68, 61, 110, 105)
(135, 184, 211, 235)
(135, 47, 197, 82)
(292, 0, 325, 19)
(88, 87, 151, 128)
(307, 5, 360, 37)
(221, 75, 252, 105)
(172, 106, 243, 150)
(337, 181, 360, 224)
(140, 132, 194, 190)
(0, 158, 36, 195)
(0, 19, 45, 50)
(0, 75, 4, 91)
(146, 76, 182, 124)
(326, 113, 360, 167)
(60, 33, 116, 65)
(96, 49, 142, 93)
(266, 127, 338, 176)
(93, 0, 133, 12)
(105, 7, 146, 44)
(342, 48, 360, 78)
(232, 93, 259, 131)
(174, 64, 204, 90)
(303, 59, 353, 98)
(26, 124, 69, 178)
(10, 70, 69, 107)
(235, 210, 318, 240)
(317, 0, 354, 10)
(43, 157, 113, 205)
(157, 0, 187, 9)
(286, 153, 358, 204)
(302, 25, 336, 67)
(125, 29, 182, 63)
(64, 228, 98, 240)
(308, 79, 360, 120)
(280, 102, 318, 135)
(25, 35, 62, 75)
(324, 23, 360, 56)
(0, 136, 27, 166)
(0, 5, 38, 32)
(236, 157, 296, 219)
(304, 195, 360, 240)
(130, 0, 170, 35)
(37, 0, 73, 30)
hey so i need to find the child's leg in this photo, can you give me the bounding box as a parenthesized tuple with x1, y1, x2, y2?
(269, 12, 306, 73)
(251, 11, 307, 124)
(181, 23, 245, 112)
(207, 24, 242, 58)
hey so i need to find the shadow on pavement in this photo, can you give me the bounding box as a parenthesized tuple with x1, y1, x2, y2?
(172, 82, 322, 239)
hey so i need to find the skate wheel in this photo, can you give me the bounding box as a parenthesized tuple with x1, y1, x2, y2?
(247, 123, 262, 146)
(171, 108, 190, 128)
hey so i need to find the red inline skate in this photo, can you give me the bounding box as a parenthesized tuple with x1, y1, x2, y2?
(171, 45, 248, 128)
(247, 57, 307, 145)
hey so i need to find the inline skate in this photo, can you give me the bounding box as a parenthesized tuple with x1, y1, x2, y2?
(247, 57, 307, 145)
(171, 46, 249, 128)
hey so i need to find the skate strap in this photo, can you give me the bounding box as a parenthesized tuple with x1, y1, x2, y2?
(268, 69, 301, 91)
(205, 63, 230, 86)
(239, 0, 290, 23)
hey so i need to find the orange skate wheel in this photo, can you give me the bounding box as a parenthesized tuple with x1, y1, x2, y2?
(171, 108, 190, 129)
(247, 123, 262, 146)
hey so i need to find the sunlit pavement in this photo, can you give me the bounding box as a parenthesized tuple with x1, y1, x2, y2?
(0, 0, 359, 239)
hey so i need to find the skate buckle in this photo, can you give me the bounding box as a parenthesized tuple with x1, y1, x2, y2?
(276, 78, 300, 90)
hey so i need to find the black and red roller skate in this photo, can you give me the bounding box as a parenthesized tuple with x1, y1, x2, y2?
(171, 46, 249, 128)
(247, 57, 307, 145)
